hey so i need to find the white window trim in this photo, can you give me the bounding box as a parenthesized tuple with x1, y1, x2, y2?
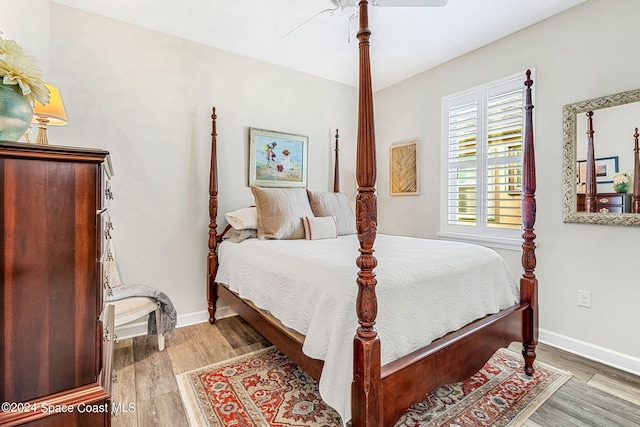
(439, 69, 535, 250)
(436, 231, 523, 251)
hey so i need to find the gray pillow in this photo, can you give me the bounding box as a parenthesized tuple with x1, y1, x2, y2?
(306, 190, 357, 236)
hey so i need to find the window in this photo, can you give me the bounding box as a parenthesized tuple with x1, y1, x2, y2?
(439, 71, 531, 248)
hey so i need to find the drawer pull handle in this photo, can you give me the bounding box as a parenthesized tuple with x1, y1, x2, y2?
(599, 207, 609, 213)
(103, 272, 113, 296)
(598, 197, 609, 203)
(105, 185, 114, 200)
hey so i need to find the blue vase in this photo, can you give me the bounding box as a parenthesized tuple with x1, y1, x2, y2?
(0, 82, 33, 142)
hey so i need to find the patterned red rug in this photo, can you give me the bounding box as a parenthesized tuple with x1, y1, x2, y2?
(177, 347, 570, 427)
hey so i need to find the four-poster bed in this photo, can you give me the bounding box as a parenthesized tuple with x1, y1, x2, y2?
(206, 1, 538, 425)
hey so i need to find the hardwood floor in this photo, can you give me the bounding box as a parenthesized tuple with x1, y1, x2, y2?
(111, 317, 640, 426)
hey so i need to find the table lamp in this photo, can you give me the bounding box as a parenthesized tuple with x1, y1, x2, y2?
(33, 83, 68, 145)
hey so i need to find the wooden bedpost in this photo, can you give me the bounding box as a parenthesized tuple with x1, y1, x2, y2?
(585, 111, 597, 212)
(334, 129, 340, 192)
(521, 71, 539, 375)
(208, 107, 219, 324)
(351, 1, 383, 426)
(633, 128, 639, 213)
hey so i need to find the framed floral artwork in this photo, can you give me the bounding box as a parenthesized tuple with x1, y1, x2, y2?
(249, 128, 308, 187)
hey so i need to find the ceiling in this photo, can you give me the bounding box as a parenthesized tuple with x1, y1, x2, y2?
(50, 0, 587, 91)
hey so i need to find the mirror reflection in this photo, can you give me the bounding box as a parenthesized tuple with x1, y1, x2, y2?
(562, 88, 640, 226)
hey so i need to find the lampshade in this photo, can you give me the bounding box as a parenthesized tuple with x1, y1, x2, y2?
(33, 83, 68, 126)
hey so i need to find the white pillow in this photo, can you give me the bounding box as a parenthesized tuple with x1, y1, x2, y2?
(303, 216, 338, 240)
(225, 207, 258, 230)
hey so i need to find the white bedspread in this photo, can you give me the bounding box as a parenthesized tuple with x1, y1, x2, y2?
(216, 234, 519, 424)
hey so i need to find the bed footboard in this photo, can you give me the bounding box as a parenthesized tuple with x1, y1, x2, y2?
(380, 304, 527, 426)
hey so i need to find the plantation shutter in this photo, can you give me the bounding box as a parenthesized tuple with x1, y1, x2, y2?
(447, 92, 479, 226)
(485, 76, 524, 230)
(445, 73, 525, 233)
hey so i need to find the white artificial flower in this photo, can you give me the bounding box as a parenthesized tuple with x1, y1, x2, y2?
(0, 34, 50, 106)
(612, 172, 631, 185)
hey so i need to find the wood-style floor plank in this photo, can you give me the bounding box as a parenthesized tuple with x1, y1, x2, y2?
(588, 373, 640, 406)
(133, 334, 180, 401)
(520, 420, 543, 427)
(529, 378, 640, 427)
(113, 318, 640, 426)
(136, 391, 189, 427)
(111, 339, 137, 427)
(214, 316, 271, 349)
(166, 322, 237, 375)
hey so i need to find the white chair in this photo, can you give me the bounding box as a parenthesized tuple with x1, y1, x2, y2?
(103, 244, 165, 351)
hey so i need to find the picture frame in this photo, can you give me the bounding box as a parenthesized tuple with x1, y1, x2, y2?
(576, 156, 618, 184)
(249, 128, 308, 188)
(389, 140, 419, 196)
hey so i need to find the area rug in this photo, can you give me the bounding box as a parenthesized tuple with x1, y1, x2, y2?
(177, 347, 570, 427)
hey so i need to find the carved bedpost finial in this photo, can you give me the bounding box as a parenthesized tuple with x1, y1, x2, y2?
(633, 127, 640, 213)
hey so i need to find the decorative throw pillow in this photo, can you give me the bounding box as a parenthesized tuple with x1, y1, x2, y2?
(225, 207, 257, 230)
(306, 190, 357, 235)
(251, 186, 315, 239)
(303, 216, 338, 240)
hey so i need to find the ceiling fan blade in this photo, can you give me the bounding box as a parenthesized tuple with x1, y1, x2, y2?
(283, 7, 339, 38)
(372, 0, 449, 6)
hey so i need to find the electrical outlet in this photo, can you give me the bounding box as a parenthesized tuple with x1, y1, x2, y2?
(578, 290, 592, 308)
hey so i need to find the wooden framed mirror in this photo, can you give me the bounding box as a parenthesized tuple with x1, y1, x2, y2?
(562, 88, 640, 226)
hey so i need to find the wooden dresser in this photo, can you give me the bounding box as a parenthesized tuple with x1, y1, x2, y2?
(0, 142, 113, 426)
(577, 192, 632, 213)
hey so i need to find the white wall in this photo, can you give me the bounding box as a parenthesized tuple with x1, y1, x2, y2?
(47, 4, 358, 323)
(0, 0, 50, 78)
(375, 0, 640, 362)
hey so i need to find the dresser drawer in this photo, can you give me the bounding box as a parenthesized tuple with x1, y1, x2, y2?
(595, 205, 625, 213)
(576, 192, 631, 213)
(595, 194, 626, 205)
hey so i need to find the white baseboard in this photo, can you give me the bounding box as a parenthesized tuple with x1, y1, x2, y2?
(114, 307, 238, 340)
(539, 328, 640, 376)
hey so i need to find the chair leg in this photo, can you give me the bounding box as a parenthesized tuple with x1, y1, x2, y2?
(154, 306, 165, 351)
(157, 332, 165, 351)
